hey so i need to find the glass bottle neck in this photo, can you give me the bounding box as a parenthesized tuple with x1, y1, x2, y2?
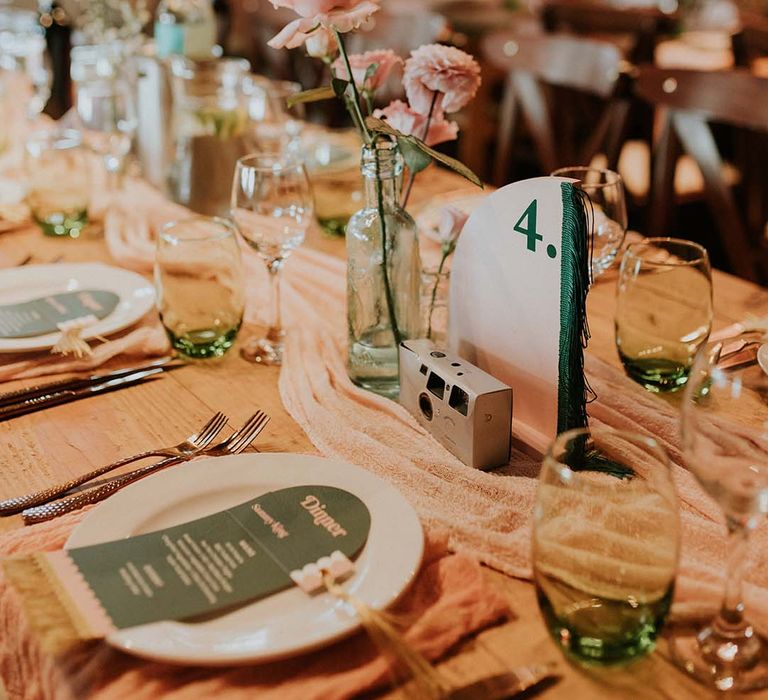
(361, 141, 402, 210)
(364, 175, 400, 210)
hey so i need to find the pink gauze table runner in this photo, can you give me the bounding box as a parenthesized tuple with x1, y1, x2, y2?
(2, 177, 768, 698)
(97, 180, 768, 627)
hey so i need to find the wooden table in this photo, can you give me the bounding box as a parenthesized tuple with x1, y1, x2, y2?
(2, 167, 768, 699)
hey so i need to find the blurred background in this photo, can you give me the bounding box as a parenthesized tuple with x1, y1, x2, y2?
(2, 0, 768, 281)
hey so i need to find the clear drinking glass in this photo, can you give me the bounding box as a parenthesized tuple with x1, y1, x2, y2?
(616, 238, 713, 393)
(25, 129, 90, 238)
(231, 152, 313, 365)
(551, 167, 628, 277)
(670, 348, 768, 691)
(155, 216, 245, 358)
(534, 427, 679, 666)
(71, 45, 137, 192)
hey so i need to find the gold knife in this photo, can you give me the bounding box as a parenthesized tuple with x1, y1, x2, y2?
(0, 357, 180, 408)
(0, 367, 166, 422)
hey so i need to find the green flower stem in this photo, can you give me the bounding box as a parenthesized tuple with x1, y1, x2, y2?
(427, 250, 449, 339)
(401, 90, 439, 209)
(373, 139, 401, 347)
(334, 30, 399, 346)
(363, 90, 374, 117)
(333, 29, 401, 348)
(334, 29, 371, 144)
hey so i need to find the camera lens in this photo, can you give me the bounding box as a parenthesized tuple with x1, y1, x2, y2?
(418, 392, 433, 421)
(430, 351, 446, 358)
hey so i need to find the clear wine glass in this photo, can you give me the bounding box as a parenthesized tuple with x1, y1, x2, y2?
(230, 152, 313, 365)
(551, 166, 628, 278)
(670, 345, 768, 691)
(71, 45, 137, 192)
(247, 77, 304, 155)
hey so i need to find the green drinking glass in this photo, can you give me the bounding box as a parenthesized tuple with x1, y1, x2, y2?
(25, 128, 90, 238)
(534, 427, 680, 666)
(616, 237, 712, 393)
(155, 216, 245, 358)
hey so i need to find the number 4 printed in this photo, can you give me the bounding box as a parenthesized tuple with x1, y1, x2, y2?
(513, 199, 557, 259)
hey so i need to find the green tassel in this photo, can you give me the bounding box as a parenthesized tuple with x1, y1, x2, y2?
(557, 182, 595, 434)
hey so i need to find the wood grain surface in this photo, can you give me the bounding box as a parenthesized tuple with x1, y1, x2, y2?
(1, 166, 767, 699)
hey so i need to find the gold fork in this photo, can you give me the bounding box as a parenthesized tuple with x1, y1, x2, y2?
(0, 412, 228, 515)
(22, 412, 270, 525)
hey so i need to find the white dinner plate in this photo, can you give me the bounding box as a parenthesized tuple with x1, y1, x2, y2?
(66, 453, 424, 666)
(0, 262, 155, 353)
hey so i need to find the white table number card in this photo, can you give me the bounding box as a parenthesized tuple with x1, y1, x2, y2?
(448, 176, 593, 453)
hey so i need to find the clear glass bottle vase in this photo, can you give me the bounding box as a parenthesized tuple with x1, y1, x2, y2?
(346, 140, 421, 398)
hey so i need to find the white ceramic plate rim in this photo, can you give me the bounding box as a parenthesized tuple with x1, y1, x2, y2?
(0, 262, 155, 352)
(66, 453, 424, 666)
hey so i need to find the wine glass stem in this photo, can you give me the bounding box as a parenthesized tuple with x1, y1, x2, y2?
(105, 155, 124, 192)
(266, 260, 283, 342)
(716, 518, 750, 632)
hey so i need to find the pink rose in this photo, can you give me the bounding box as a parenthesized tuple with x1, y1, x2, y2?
(438, 205, 469, 252)
(403, 44, 481, 114)
(332, 49, 402, 91)
(267, 1, 379, 50)
(373, 100, 458, 147)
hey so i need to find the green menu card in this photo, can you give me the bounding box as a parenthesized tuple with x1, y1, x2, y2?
(0, 290, 119, 338)
(2, 485, 371, 646)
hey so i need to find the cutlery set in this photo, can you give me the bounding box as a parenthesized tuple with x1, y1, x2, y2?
(0, 398, 271, 523)
(1, 366, 556, 697)
(0, 358, 183, 421)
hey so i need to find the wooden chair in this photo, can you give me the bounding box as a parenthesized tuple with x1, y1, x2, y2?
(481, 30, 632, 186)
(635, 66, 768, 281)
(541, 1, 676, 64)
(733, 11, 768, 75)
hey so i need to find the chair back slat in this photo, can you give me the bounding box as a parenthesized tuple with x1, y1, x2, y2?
(634, 67, 768, 132)
(636, 65, 768, 282)
(541, 2, 674, 63)
(483, 31, 623, 98)
(733, 12, 768, 66)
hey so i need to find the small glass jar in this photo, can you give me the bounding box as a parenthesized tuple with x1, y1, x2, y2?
(0, 10, 49, 119)
(346, 139, 421, 398)
(25, 128, 90, 238)
(154, 215, 245, 358)
(154, 0, 217, 59)
(168, 56, 254, 216)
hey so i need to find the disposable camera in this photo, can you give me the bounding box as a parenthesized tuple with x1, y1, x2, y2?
(399, 339, 512, 470)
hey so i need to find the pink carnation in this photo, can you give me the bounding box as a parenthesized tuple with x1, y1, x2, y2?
(403, 44, 481, 115)
(332, 49, 402, 91)
(269, 0, 359, 18)
(374, 100, 458, 147)
(267, 1, 379, 50)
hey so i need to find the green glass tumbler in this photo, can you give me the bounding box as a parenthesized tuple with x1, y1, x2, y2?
(534, 427, 680, 666)
(616, 237, 712, 392)
(155, 216, 245, 358)
(25, 128, 90, 238)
